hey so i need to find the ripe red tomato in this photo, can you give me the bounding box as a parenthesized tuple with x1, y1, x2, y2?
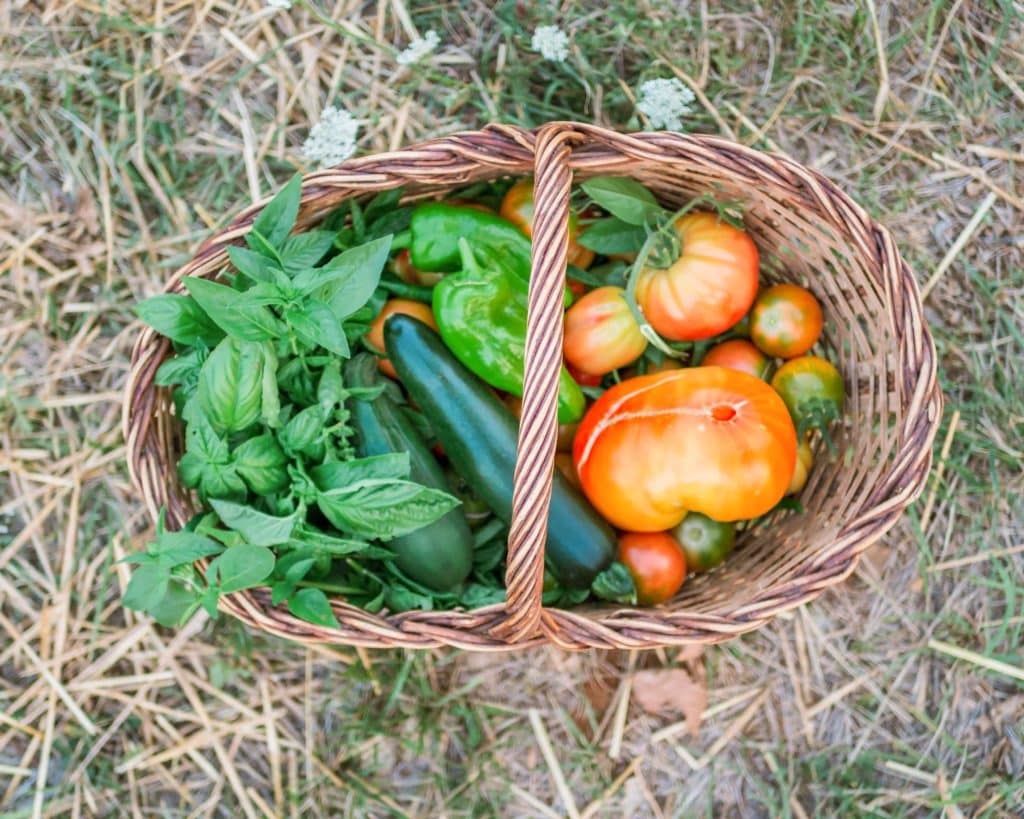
(787, 437, 814, 495)
(566, 363, 602, 387)
(500, 178, 595, 270)
(771, 355, 844, 436)
(750, 283, 823, 358)
(563, 286, 648, 376)
(618, 532, 687, 605)
(367, 300, 437, 379)
(574, 367, 797, 530)
(701, 339, 772, 380)
(671, 512, 735, 573)
(634, 213, 759, 341)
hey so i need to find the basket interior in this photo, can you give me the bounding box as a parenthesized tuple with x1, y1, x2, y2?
(146, 156, 907, 632)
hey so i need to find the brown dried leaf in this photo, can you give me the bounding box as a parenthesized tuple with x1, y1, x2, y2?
(632, 668, 708, 738)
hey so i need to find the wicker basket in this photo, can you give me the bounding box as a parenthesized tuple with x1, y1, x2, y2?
(124, 122, 942, 651)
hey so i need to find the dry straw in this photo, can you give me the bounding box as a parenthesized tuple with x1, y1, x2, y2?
(123, 122, 942, 651)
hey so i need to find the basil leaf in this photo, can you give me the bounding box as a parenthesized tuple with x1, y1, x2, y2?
(153, 531, 224, 568)
(316, 361, 346, 411)
(459, 583, 505, 609)
(200, 586, 221, 618)
(208, 544, 275, 592)
(123, 564, 171, 612)
(311, 453, 410, 490)
(156, 348, 208, 388)
(580, 177, 663, 225)
(136, 294, 224, 347)
(590, 561, 637, 604)
(292, 524, 385, 557)
(575, 218, 648, 254)
(184, 277, 283, 341)
(284, 557, 317, 583)
(148, 582, 201, 627)
(260, 342, 281, 429)
(209, 499, 300, 547)
(287, 587, 339, 627)
(365, 207, 412, 240)
(271, 580, 296, 606)
(301, 237, 391, 318)
(362, 187, 403, 224)
(185, 411, 229, 463)
(287, 301, 349, 357)
(231, 434, 288, 494)
(279, 405, 324, 458)
(198, 337, 264, 433)
(567, 261, 628, 289)
(227, 245, 288, 286)
(252, 173, 301, 249)
(200, 464, 248, 501)
(316, 480, 459, 540)
(383, 584, 435, 613)
(279, 231, 336, 273)
(245, 229, 284, 265)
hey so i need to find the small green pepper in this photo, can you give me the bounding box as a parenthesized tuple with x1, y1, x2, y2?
(433, 239, 585, 424)
(405, 202, 533, 277)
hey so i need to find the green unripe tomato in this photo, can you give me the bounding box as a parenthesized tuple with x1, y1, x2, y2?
(671, 512, 736, 573)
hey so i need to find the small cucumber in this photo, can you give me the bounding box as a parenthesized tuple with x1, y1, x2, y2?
(384, 315, 616, 589)
(345, 354, 473, 590)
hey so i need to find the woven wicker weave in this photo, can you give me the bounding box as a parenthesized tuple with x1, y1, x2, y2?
(123, 122, 942, 651)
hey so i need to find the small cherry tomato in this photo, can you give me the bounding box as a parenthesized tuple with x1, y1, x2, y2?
(618, 532, 687, 605)
(701, 339, 772, 380)
(771, 355, 845, 436)
(500, 178, 595, 270)
(635, 212, 759, 341)
(787, 437, 814, 495)
(564, 286, 648, 376)
(750, 283, 823, 358)
(671, 512, 735, 573)
(567, 363, 602, 387)
(391, 249, 442, 287)
(367, 300, 437, 378)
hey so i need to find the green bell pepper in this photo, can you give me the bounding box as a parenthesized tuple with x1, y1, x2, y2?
(405, 202, 533, 277)
(433, 239, 585, 424)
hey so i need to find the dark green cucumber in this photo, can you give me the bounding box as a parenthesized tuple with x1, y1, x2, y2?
(383, 315, 616, 589)
(344, 354, 473, 590)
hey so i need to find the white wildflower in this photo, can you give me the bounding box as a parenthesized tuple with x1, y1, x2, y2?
(396, 30, 440, 66)
(635, 78, 696, 131)
(266, 0, 292, 9)
(531, 25, 569, 62)
(302, 106, 359, 168)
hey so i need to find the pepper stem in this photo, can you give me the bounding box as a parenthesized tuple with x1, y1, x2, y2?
(457, 237, 482, 276)
(389, 229, 411, 250)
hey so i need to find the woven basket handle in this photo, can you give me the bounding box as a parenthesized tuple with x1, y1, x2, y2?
(492, 123, 579, 642)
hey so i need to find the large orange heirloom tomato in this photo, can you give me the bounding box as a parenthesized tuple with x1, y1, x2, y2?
(634, 212, 759, 341)
(573, 367, 797, 529)
(563, 286, 648, 376)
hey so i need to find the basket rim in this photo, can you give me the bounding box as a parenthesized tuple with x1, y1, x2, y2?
(122, 122, 943, 650)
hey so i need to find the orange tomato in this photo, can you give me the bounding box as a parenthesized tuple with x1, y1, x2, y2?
(787, 437, 814, 495)
(367, 300, 437, 378)
(563, 286, 648, 376)
(618, 532, 687, 605)
(750, 283, 823, 358)
(500, 178, 596, 270)
(701, 339, 772, 380)
(634, 212, 759, 341)
(573, 367, 797, 529)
